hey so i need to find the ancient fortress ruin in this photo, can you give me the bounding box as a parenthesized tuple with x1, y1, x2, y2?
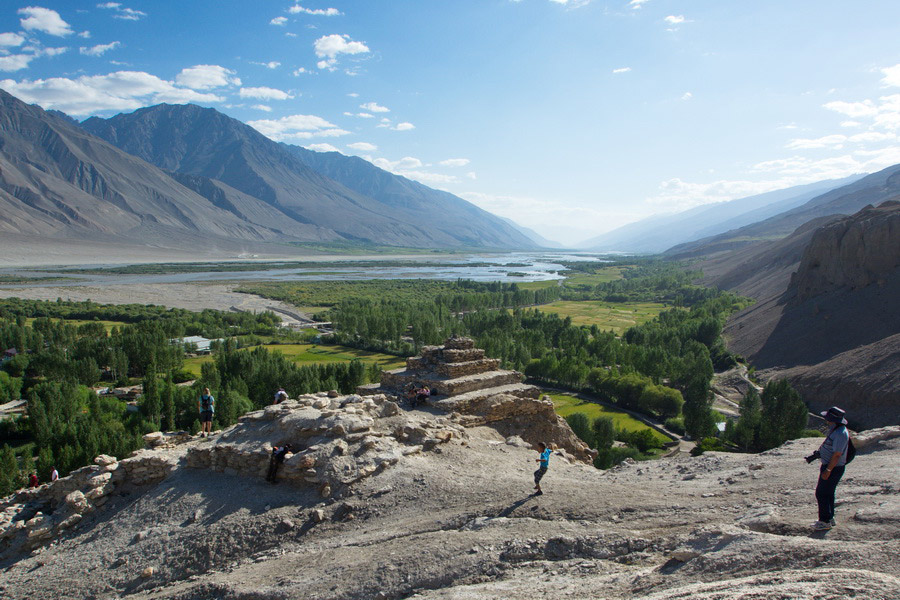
(0, 338, 592, 560)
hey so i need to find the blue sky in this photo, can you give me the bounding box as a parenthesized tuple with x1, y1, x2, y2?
(2, 1, 900, 244)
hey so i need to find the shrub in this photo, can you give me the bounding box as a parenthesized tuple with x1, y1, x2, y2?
(593, 446, 641, 470)
(592, 417, 615, 450)
(664, 416, 685, 435)
(690, 436, 727, 456)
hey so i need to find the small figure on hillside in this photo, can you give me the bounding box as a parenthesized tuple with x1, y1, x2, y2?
(415, 385, 430, 408)
(266, 444, 293, 483)
(50, 466, 59, 482)
(28, 472, 39, 488)
(811, 406, 851, 531)
(198, 387, 215, 438)
(274, 388, 288, 405)
(533, 442, 551, 496)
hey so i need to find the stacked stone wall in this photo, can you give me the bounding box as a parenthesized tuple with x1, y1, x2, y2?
(0, 451, 178, 558)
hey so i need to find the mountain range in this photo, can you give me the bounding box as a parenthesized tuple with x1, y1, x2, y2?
(578, 176, 863, 253)
(0, 89, 538, 256)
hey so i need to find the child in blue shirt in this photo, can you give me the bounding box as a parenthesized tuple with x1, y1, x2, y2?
(534, 442, 551, 495)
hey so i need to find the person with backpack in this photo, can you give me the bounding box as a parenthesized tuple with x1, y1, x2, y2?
(812, 406, 852, 531)
(198, 387, 215, 438)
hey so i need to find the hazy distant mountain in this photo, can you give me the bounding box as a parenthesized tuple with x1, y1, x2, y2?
(496, 217, 564, 248)
(82, 104, 536, 250)
(578, 176, 862, 253)
(668, 164, 900, 258)
(0, 89, 300, 248)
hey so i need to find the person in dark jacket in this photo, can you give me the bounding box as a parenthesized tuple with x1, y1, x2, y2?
(266, 444, 293, 483)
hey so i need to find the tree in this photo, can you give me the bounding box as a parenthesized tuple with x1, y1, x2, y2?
(758, 380, 807, 450)
(141, 359, 161, 429)
(730, 387, 762, 451)
(163, 372, 176, 432)
(592, 417, 615, 450)
(565, 413, 593, 447)
(0, 444, 20, 496)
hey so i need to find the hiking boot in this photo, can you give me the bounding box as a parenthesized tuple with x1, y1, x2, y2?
(534, 490, 543, 496)
(813, 520, 832, 531)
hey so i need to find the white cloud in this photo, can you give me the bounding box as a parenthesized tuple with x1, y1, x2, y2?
(359, 101, 389, 113)
(306, 143, 340, 152)
(840, 120, 862, 128)
(175, 65, 240, 90)
(251, 104, 272, 112)
(347, 92, 359, 97)
(629, 0, 650, 8)
(251, 61, 281, 69)
(0, 33, 26, 48)
(0, 54, 34, 72)
(439, 158, 470, 167)
(247, 114, 350, 141)
(79, 41, 121, 57)
(18, 7, 73, 37)
(393, 122, 415, 131)
(880, 63, 900, 88)
(98, 4, 146, 20)
(78, 30, 91, 38)
(289, 5, 340, 16)
(372, 156, 423, 171)
(270, 16, 288, 26)
(0, 71, 224, 116)
(823, 99, 878, 118)
(41, 46, 68, 57)
(612, 67, 631, 74)
(785, 134, 847, 150)
(664, 15, 685, 25)
(548, 0, 592, 7)
(347, 142, 377, 151)
(313, 34, 369, 70)
(681, 91, 693, 100)
(239, 86, 293, 100)
(292, 67, 308, 75)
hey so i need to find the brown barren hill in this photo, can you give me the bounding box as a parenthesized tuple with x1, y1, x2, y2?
(716, 201, 900, 429)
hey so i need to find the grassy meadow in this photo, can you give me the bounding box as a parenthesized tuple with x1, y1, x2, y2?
(182, 343, 407, 378)
(535, 300, 666, 334)
(550, 393, 671, 444)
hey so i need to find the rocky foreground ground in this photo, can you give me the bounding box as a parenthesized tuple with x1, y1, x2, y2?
(0, 392, 898, 600)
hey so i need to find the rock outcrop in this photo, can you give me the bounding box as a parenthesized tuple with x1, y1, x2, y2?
(361, 337, 594, 462)
(714, 201, 900, 429)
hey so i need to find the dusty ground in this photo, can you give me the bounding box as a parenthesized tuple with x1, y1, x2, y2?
(2, 415, 897, 600)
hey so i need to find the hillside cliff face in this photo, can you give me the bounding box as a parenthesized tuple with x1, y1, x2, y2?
(716, 201, 900, 428)
(791, 200, 900, 302)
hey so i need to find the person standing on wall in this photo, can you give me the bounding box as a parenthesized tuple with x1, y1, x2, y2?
(813, 406, 850, 531)
(198, 387, 215, 438)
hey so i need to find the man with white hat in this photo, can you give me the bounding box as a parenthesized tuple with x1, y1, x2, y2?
(813, 406, 850, 531)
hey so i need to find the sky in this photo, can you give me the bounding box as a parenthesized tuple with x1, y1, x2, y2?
(2, 1, 900, 245)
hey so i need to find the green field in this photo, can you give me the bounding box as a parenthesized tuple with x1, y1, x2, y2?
(562, 266, 625, 287)
(536, 300, 666, 334)
(550, 393, 671, 444)
(182, 343, 407, 377)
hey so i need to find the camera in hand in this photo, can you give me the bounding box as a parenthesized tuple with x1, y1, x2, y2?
(805, 450, 821, 464)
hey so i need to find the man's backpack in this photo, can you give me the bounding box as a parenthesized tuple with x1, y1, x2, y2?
(846, 437, 856, 464)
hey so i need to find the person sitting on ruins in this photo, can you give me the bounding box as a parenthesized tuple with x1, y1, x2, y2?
(415, 385, 430, 408)
(273, 388, 288, 405)
(266, 443, 293, 483)
(28, 472, 39, 488)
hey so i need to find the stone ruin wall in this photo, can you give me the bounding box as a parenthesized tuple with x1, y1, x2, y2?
(0, 450, 178, 558)
(183, 392, 465, 497)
